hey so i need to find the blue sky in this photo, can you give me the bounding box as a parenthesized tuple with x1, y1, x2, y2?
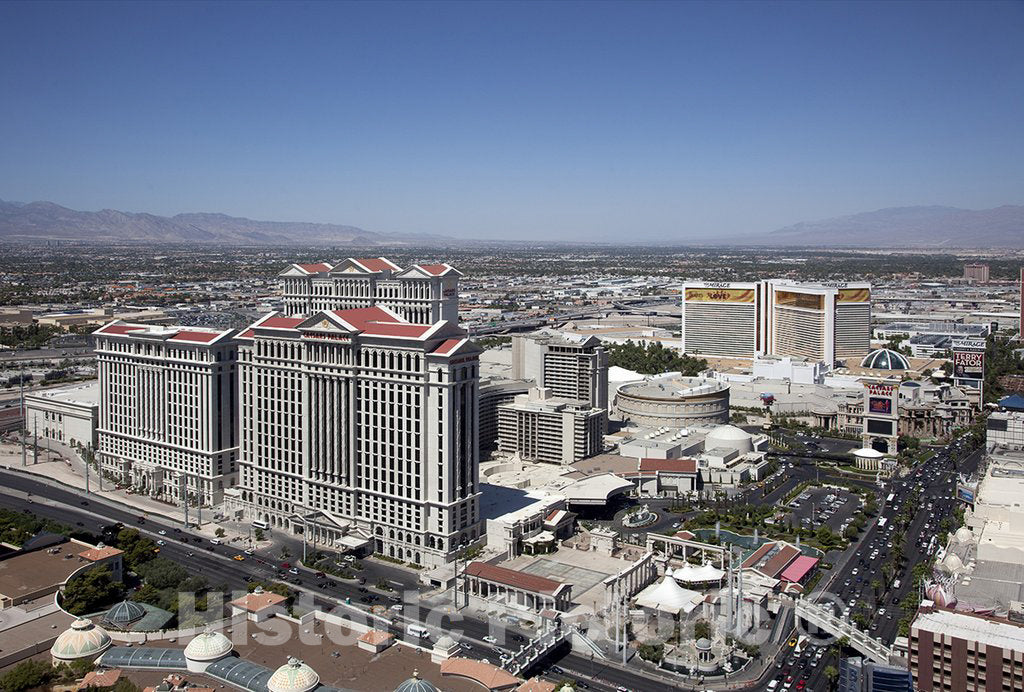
(1, 0, 1022, 242)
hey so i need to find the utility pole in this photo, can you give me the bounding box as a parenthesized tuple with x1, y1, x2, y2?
(19, 365, 26, 467)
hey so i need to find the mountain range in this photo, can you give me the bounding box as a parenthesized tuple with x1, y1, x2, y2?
(0, 199, 450, 246)
(1, 199, 1022, 247)
(762, 205, 1024, 248)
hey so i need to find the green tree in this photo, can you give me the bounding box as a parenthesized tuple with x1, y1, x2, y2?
(62, 565, 125, 615)
(0, 659, 55, 692)
(824, 665, 839, 691)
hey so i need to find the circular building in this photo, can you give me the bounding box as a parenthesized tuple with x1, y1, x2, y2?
(616, 376, 730, 428)
(861, 349, 910, 371)
(101, 600, 147, 630)
(184, 628, 234, 672)
(268, 658, 320, 692)
(704, 424, 754, 454)
(396, 670, 440, 692)
(50, 618, 112, 665)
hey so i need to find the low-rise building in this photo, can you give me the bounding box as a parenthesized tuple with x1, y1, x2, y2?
(23, 381, 99, 450)
(497, 387, 605, 465)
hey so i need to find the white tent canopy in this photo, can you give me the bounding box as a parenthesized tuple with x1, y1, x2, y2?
(674, 562, 726, 583)
(633, 568, 704, 615)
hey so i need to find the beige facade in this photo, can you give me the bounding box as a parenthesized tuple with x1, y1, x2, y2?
(497, 387, 604, 465)
(229, 306, 482, 568)
(93, 321, 239, 506)
(279, 258, 460, 324)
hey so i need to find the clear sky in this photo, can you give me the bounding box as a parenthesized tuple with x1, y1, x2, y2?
(1, 0, 1022, 242)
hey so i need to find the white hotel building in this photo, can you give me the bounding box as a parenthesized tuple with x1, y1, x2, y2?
(93, 321, 239, 506)
(279, 257, 461, 324)
(682, 280, 871, 363)
(227, 304, 482, 568)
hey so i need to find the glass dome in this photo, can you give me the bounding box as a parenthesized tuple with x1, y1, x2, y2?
(860, 349, 910, 370)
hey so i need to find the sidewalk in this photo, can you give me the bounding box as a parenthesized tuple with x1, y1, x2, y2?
(0, 440, 247, 544)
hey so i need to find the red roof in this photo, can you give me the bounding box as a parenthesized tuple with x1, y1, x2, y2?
(464, 562, 565, 595)
(743, 542, 801, 578)
(298, 262, 332, 273)
(418, 263, 450, 276)
(637, 458, 698, 473)
(239, 329, 254, 339)
(432, 338, 463, 355)
(96, 324, 146, 335)
(169, 330, 222, 343)
(354, 257, 399, 272)
(259, 316, 305, 330)
(780, 555, 819, 583)
(332, 306, 433, 338)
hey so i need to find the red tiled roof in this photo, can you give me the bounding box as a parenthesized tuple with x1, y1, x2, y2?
(358, 629, 394, 645)
(332, 306, 433, 338)
(169, 330, 222, 343)
(354, 257, 400, 272)
(464, 562, 564, 595)
(780, 555, 819, 583)
(743, 542, 801, 578)
(741, 543, 775, 569)
(432, 338, 463, 355)
(545, 509, 560, 522)
(298, 262, 332, 273)
(96, 324, 146, 335)
(239, 329, 254, 339)
(230, 590, 287, 611)
(441, 657, 521, 689)
(77, 670, 122, 691)
(79, 546, 123, 561)
(637, 458, 698, 473)
(418, 263, 450, 276)
(260, 316, 305, 330)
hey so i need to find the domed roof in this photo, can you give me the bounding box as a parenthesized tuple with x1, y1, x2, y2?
(184, 628, 233, 662)
(942, 552, 964, 574)
(926, 583, 957, 608)
(102, 599, 146, 627)
(395, 670, 440, 692)
(955, 527, 974, 543)
(861, 349, 910, 371)
(696, 637, 712, 650)
(51, 618, 112, 661)
(705, 425, 753, 454)
(852, 447, 886, 459)
(433, 634, 457, 650)
(707, 424, 750, 441)
(268, 658, 319, 692)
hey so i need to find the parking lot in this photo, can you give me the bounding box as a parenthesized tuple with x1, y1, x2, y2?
(785, 486, 862, 533)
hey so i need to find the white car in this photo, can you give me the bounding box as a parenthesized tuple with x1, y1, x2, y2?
(482, 635, 498, 644)
(158, 530, 167, 536)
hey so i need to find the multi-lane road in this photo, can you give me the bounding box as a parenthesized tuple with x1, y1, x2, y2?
(0, 468, 675, 691)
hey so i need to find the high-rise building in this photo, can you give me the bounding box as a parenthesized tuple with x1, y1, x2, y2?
(93, 321, 239, 506)
(681, 280, 871, 363)
(511, 331, 609, 413)
(964, 263, 991, 282)
(278, 257, 460, 323)
(228, 305, 481, 567)
(910, 603, 1024, 691)
(497, 387, 605, 465)
(838, 656, 913, 692)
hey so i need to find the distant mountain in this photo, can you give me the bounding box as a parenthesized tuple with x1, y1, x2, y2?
(762, 205, 1024, 248)
(0, 199, 452, 245)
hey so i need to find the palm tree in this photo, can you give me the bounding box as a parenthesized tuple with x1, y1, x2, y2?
(824, 665, 839, 691)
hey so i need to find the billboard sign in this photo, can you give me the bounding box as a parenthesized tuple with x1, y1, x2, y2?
(953, 349, 985, 381)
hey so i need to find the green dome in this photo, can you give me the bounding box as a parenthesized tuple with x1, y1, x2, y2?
(395, 670, 440, 692)
(102, 600, 146, 628)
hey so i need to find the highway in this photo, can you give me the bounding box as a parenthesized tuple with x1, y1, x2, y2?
(0, 468, 671, 692)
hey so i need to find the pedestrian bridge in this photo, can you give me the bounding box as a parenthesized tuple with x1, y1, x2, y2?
(502, 625, 569, 676)
(794, 598, 893, 664)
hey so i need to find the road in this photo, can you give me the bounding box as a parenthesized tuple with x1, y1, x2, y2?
(0, 468, 668, 692)
(767, 433, 982, 692)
